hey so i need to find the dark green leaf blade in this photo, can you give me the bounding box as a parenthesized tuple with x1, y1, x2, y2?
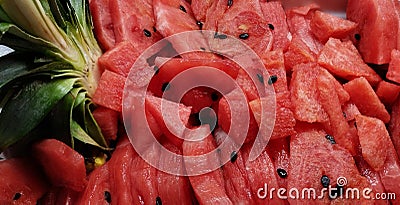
(0, 78, 76, 151)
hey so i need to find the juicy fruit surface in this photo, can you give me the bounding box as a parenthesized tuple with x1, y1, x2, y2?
(3, 0, 400, 204)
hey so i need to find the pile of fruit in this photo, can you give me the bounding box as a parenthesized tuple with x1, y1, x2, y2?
(0, 0, 399, 204)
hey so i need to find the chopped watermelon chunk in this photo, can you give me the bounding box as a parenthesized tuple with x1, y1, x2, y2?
(92, 106, 119, 141)
(347, 0, 399, 64)
(183, 126, 232, 204)
(180, 87, 214, 114)
(78, 163, 111, 205)
(389, 98, 400, 159)
(235, 69, 260, 101)
(265, 137, 290, 190)
(283, 36, 316, 71)
(92, 70, 126, 112)
(375, 80, 400, 105)
(378, 142, 400, 205)
(310, 10, 357, 43)
(355, 115, 390, 171)
(342, 102, 361, 122)
(98, 41, 140, 77)
(343, 77, 390, 123)
(318, 38, 381, 85)
(260, 1, 290, 50)
(145, 95, 192, 147)
(0, 158, 49, 204)
(262, 49, 289, 94)
(32, 139, 87, 191)
(288, 129, 372, 204)
(89, 0, 115, 51)
(387, 49, 400, 84)
(190, 0, 213, 23)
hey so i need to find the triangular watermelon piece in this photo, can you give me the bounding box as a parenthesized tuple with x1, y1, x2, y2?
(375, 80, 400, 105)
(343, 77, 390, 123)
(92, 70, 126, 112)
(283, 36, 316, 71)
(387, 49, 400, 84)
(310, 10, 357, 43)
(318, 38, 381, 85)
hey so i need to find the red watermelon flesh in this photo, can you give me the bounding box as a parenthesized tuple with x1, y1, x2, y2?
(290, 63, 328, 123)
(107, 138, 140, 204)
(235, 68, 260, 101)
(92, 70, 126, 112)
(262, 49, 289, 94)
(145, 108, 163, 141)
(343, 77, 390, 123)
(216, 0, 273, 55)
(375, 80, 400, 105)
(78, 163, 111, 205)
(130, 143, 160, 204)
(283, 36, 316, 71)
(347, 0, 399, 64)
(310, 10, 357, 43)
(288, 129, 372, 204)
(259, 1, 290, 50)
(41, 187, 81, 205)
(389, 97, 400, 159)
(286, 4, 323, 55)
(32, 139, 87, 192)
(378, 142, 400, 205)
(190, 0, 214, 23)
(266, 137, 290, 190)
(214, 129, 255, 204)
(203, 0, 228, 31)
(89, 0, 115, 51)
(354, 155, 389, 205)
(318, 38, 381, 86)
(217, 88, 259, 144)
(241, 143, 284, 205)
(97, 41, 140, 77)
(110, 0, 162, 52)
(145, 95, 192, 148)
(317, 73, 356, 155)
(157, 142, 195, 205)
(92, 106, 119, 141)
(180, 87, 214, 114)
(0, 158, 49, 205)
(355, 115, 390, 172)
(183, 126, 232, 204)
(387, 49, 400, 84)
(249, 92, 295, 140)
(342, 102, 361, 122)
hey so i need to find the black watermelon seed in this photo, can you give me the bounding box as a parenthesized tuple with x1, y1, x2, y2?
(153, 66, 160, 75)
(230, 151, 238, 163)
(268, 75, 278, 85)
(268, 23, 275, 30)
(277, 168, 288, 178)
(354, 33, 361, 41)
(321, 175, 330, 188)
(342, 112, 347, 119)
(214, 33, 228, 39)
(161, 82, 170, 92)
(196, 21, 203, 30)
(354, 121, 357, 129)
(239, 33, 249, 40)
(144, 29, 152, 37)
(104, 191, 111, 203)
(13, 193, 21, 200)
(156, 196, 162, 205)
(211, 92, 219, 101)
(179, 5, 187, 13)
(325, 134, 336, 144)
(256, 73, 264, 84)
(200, 47, 206, 51)
(153, 26, 157, 32)
(227, 0, 233, 7)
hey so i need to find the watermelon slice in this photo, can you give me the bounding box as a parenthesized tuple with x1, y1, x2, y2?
(183, 126, 232, 204)
(288, 128, 372, 204)
(78, 163, 111, 204)
(92, 70, 126, 112)
(343, 77, 390, 123)
(32, 139, 87, 192)
(347, 0, 399, 64)
(89, 0, 115, 51)
(97, 41, 140, 77)
(259, 1, 290, 50)
(355, 115, 390, 171)
(375, 80, 400, 105)
(310, 10, 357, 43)
(0, 158, 49, 204)
(318, 38, 381, 85)
(387, 49, 400, 84)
